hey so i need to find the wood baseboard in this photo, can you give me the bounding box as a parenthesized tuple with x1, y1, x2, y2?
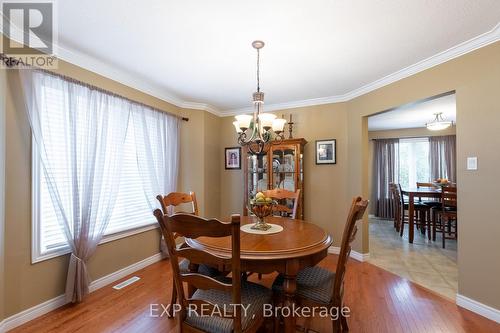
(456, 294, 500, 324)
(328, 246, 370, 262)
(0, 252, 163, 332)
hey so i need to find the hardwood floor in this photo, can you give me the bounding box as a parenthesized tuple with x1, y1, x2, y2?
(10, 254, 499, 333)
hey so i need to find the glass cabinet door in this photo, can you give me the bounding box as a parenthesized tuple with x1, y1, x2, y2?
(271, 146, 297, 191)
(243, 138, 307, 218)
(246, 153, 268, 199)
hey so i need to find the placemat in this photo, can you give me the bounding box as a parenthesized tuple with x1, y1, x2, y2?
(240, 223, 284, 235)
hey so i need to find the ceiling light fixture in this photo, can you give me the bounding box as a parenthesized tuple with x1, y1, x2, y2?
(233, 41, 286, 155)
(426, 112, 453, 131)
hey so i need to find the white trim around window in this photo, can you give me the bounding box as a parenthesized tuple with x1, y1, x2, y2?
(31, 140, 160, 264)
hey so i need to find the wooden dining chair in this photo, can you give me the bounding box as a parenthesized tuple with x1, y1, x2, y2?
(156, 192, 219, 317)
(396, 184, 430, 238)
(416, 182, 441, 206)
(433, 186, 457, 248)
(153, 211, 272, 333)
(389, 183, 400, 231)
(416, 182, 441, 239)
(272, 197, 369, 332)
(157, 191, 199, 215)
(263, 188, 300, 219)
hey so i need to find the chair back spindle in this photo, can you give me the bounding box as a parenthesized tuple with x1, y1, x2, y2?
(263, 188, 301, 219)
(156, 191, 199, 215)
(153, 211, 242, 331)
(441, 186, 457, 211)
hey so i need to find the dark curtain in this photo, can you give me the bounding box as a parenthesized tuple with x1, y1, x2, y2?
(371, 139, 399, 218)
(429, 135, 456, 182)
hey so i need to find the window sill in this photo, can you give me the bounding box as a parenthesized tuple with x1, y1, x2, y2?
(32, 223, 160, 264)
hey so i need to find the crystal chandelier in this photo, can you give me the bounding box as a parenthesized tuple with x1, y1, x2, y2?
(233, 41, 286, 155)
(426, 112, 454, 131)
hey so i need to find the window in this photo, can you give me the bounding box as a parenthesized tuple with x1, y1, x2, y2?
(398, 138, 430, 189)
(31, 80, 165, 262)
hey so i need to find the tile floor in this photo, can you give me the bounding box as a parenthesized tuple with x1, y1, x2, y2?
(368, 217, 458, 300)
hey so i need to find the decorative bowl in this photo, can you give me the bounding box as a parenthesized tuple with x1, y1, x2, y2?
(249, 200, 275, 231)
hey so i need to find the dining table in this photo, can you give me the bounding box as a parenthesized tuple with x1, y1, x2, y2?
(185, 215, 333, 333)
(401, 187, 442, 243)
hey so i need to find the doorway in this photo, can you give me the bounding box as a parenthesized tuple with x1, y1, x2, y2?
(366, 92, 458, 300)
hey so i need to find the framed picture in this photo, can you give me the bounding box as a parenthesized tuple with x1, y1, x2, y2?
(315, 139, 336, 165)
(225, 147, 241, 170)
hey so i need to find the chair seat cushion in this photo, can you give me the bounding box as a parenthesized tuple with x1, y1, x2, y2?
(272, 266, 335, 304)
(402, 202, 429, 209)
(185, 280, 272, 333)
(422, 200, 441, 207)
(179, 259, 220, 277)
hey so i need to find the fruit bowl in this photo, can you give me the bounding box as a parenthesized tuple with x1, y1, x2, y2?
(249, 193, 276, 231)
(433, 178, 450, 187)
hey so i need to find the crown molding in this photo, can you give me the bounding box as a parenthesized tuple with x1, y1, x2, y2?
(3, 21, 499, 118)
(180, 101, 223, 116)
(221, 94, 349, 116)
(220, 22, 500, 116)
(338, 22, 500, 102)
(1, 23, 221, 115)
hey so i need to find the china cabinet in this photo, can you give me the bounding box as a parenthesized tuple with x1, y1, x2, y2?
(243, 138, 307, 219)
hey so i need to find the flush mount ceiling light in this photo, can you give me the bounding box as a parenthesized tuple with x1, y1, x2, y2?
(233, 41, 286, 155)
(426, 112, 454, 131)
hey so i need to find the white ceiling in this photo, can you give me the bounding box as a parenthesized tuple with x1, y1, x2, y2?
(368, 93, 456, 131)
(4, 1, 500, 115)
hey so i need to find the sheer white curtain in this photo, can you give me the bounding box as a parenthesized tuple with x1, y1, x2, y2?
(131, 104, 180, 254)
(20, 69, 130, 302)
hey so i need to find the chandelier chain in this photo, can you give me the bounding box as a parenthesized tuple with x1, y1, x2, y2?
(256, 48, 260, 92)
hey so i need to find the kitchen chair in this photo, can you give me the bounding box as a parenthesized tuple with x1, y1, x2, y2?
(153, 211, 272, 333)
(416, 182, 441, 239)
(157, 191, 199, 215)
(272, 196, 369, 332)
(416, 182, 441, 207)
(389, 183, 400, 231)
(396, 184, 431, 238)
(433, 186, 457, 248)
(156, 192, 220, 317)
(263, 188, 300, 219)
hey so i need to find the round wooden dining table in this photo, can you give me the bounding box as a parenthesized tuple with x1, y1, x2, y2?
(185, 215, 333, 333)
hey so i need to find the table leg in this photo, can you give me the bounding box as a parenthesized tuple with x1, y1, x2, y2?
(283, 259, 299, 333)
(409, 193, 414, 243)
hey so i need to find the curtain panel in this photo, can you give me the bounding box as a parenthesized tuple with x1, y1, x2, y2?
(429, 135, 456, 182)
(131, 104, 180, 255)
(20, 69, 180, 303)
(371, 139, 399, 218)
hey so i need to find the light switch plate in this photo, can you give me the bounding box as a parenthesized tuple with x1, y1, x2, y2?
(467, 157, 478, 170)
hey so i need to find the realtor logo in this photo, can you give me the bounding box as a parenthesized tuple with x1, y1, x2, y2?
(1, 0, 57, 68)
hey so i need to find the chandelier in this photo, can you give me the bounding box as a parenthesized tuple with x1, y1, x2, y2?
(426, 112, 453, 131)
(233, 40, 286, 155)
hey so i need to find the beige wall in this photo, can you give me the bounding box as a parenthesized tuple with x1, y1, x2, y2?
(0, 61, 6, 321)
(220, 103, 350, 246)
(346, 42, 500, 310)
(220, 43, 500, 310)
(2, 58, 211, 317)
(178, 109, 221, 218)
(2, 39, 499, 321)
